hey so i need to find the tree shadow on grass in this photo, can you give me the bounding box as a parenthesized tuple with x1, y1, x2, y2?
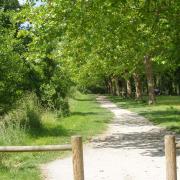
(73, 98, 95, 102)
(156, 96, 180, 106)
(71, 112, 99, 116)
(94, 119, 110, 124)
(139, 110, 180, 132)
(108, 96, 147, 109)
(28, 125, 75, 138)
(109, 96, 180, 110)
(71, 111, 111, 117)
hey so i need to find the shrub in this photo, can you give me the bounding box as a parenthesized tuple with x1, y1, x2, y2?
(55, 97, 69, 117)
(19, 94, 42, 130)
(39, 83, 70, 116)
(0, 93, 42, 169)
(0, 93, 42, 140)
(0, 117, 27, 146)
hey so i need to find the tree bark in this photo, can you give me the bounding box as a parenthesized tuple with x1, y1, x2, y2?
(133, 73, 142, 100)
(114, 77, 120, 96)
(177, 84, 180, 95)
(155, 75, 161, 88)
(111, 78, 116, 95)
(105, 78, 110, 94)
(121, 79, 127, 97)
(126, 79, 132, 98)
(107, 77, 112, 95)
(144, 55, 156, 104)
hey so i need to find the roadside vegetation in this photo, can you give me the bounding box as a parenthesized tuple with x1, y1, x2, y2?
(0, 93, 113, 180)
(108, 96, 180, 133)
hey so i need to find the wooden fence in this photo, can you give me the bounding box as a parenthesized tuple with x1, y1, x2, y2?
(0, 135, 84, 180)
(2, 134, 180, 180)
(165, 135, 180, 180)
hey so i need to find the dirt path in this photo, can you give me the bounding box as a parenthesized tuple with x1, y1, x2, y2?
(41, 96, 180, 180)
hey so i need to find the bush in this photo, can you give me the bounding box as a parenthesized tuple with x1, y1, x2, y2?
(55, 97, 69, 117)
(0, 111, 27, 168)
(0, 117, 27, 146)
(39, 83, 70, 116)
(0, 93, 42, 141)
(19, 94, 42, 130)
(0, 93, 43, 169)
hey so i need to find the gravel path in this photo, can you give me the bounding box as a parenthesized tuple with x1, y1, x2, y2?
(41, 96, 180, 180)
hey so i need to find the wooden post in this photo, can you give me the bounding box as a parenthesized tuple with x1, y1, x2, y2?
(71, 136, 84, 180)
(165, 135, 177, 180)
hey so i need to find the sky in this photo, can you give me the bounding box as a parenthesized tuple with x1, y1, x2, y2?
(18, 0, 45, 7)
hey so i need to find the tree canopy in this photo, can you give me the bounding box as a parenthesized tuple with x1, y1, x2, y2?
(0, 0, 179, 114)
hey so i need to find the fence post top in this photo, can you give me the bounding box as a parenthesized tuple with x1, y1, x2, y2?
(165, 135, 175, 139)
(71, 135, 82, 139)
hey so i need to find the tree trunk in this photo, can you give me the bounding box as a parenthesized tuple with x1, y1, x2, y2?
(144, 55, 156, 104)
(114, 77, 120, 96)
(172, 82, 176, 95)
(111, 78, 116, 95)
(177, 84, 180, 95)
(108, 79, 113, 95)
(104, 78, 109, 94)
(133, 73, 142, 100)
(126, 79, 132, 98)
(155, 75, 160, 88)
(121, 79, 127, 97)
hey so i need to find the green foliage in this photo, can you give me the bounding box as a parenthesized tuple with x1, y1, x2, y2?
(43, 0, 179, 94)
(0, 3, 72, 115)
(0, 93, 42, 139)
(0, 11, 25, 113)
(17, 93, 42, 130)
(1, 0, 179, 112)
(0, 0, 20, 10)
(0, 118, 27, 146)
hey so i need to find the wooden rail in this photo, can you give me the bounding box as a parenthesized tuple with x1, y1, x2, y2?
(165, 135, 179, 180)
(0, 145, 72, 152)
(176, 143, 180, 149)
(0, 135, 84, 180)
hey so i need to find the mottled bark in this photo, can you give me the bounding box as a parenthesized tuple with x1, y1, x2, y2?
(177, 84, 180, 95)
(155, 75, 160, 88)
(106, 77, 112, 95)
(108, 80, 113, 95)
(126, 79, 132, 98)
(121, 79, 127, 97)
(144, 55, 156, 104)
(114, 77, 120, 96)
(111, 78, 116, 95)
(106, 78, 111, 94)
(133, 73, 142, 100)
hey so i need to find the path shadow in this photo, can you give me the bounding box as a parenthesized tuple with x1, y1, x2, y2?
(92, 126, 180, 157)
(95, 96, 180, 158)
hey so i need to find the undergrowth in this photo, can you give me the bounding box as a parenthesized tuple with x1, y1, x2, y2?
(0, 93, 112, 179)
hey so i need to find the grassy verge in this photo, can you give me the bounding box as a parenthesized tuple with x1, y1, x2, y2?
(0, 93, 113, 180)
(108, 95, 180, 132)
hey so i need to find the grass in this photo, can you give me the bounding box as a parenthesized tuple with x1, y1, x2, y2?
(108, 95, 180, 133)
(0, 93, 113, 180)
